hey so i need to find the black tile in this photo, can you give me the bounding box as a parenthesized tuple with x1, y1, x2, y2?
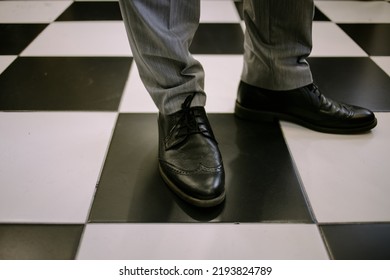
(0, 24, 47, 55)
(320, 223, 390, 260)
(190, 24, 244, 54)
(338, 24, 390, 56)
(0, 57, 132, 111)
(0, 224, 83, 260)
(56, 1, 122, 21)
(307, 57, 390, 111)
(314, 7, 330, 21)
(89, 113, 313, 223)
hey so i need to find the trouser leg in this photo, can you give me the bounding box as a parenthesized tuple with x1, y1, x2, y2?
(119, 0, 205, 114)
(242, 0, 314, 90)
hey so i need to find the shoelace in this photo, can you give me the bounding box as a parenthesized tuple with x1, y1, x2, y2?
(310, 84, 353, 118)
(177, 93, 208, 137)
(165, 93, 215, 150)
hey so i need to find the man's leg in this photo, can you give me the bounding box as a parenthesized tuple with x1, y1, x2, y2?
(119, 0, 225, 207)
(119, 0, 205, 114)
(236, 0, 377, 134)
(241, 0, 314, 90)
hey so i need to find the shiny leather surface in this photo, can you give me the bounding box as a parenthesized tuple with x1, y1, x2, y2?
(158, 106, 225, 207)
(236, 81, 377, 133)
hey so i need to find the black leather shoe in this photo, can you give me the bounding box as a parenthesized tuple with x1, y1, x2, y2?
(235, 81, 377, 134)
(158, 93, 225, 207)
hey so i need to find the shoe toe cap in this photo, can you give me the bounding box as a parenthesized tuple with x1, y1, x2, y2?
(179, 170, 225, 199)
(349, 105, 377, 128)
(352, 106, 375, 121)
(159, 162, 225, 206)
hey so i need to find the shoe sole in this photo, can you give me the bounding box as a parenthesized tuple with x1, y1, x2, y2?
(235, 101, 377, 134)
(159, 164, 226, 208)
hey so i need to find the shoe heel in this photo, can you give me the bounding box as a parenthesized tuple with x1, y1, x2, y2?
(234, 101, 277, 122)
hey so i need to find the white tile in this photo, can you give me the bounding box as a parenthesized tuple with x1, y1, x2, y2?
(240, 21, 246, 33)
(315, 1, 390, 23)
(119, 55, 243, 113)
(0, 56, 17, 75)
(77, 223, 328, 260)
(311, 22, 367, 57)
(0, 1, 72, 23)
(0, 112, 117, 223)
(119, 63, 157, 113)
(281, 113, 390, 223)
(21, 21, 132, 57)
(196, 55, 243, 113)
(200, 0, 241, 23)
(371, 56, 390, 77)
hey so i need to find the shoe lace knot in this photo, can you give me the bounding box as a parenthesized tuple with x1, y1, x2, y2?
(165, 93, 216, 150)
(179, 93, 204, 135)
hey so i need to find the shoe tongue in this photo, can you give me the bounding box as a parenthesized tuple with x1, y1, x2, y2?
(164, 107, 215, 151)
(164, 107, 198, 150)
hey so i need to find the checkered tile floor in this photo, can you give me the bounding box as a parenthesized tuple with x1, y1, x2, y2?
(1, 0, 390, 260)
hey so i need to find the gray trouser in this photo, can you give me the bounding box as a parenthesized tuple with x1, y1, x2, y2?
(119, 0, 314, 114)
